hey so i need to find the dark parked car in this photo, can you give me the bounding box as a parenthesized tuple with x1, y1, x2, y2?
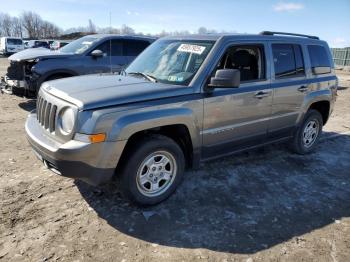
(50, 40, 71, 50)
(1, 35, 155, 97)
(27, 40, 50, 49)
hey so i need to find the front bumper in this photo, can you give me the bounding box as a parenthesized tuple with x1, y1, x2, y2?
(25, 112, 127, 186)
(0, 75, 27, 94)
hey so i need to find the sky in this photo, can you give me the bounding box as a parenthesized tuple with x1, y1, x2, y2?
(0, 0, 349, 47)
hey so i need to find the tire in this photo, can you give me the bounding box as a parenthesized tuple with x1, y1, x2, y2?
(119, 135, 185, 206)
(290, 109, 323, 154)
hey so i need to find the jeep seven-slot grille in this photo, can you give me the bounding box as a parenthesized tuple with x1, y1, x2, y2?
(36, 95, 57, 132)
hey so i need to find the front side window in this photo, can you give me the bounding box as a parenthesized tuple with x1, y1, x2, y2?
(93, 41, 110, 56)
(308, 45, 331, 75)
(272, 44, 305, 79)
(111, 40, 123, 56)
(90, 40, 123, 56)
(214, 44, 266, 82)
(126, 40, 214, 86)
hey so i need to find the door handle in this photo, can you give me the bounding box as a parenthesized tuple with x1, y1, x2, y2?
(254, 91, 271, 99)
(298, 86, 308, 92)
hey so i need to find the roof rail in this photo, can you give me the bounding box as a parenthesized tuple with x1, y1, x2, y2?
(260, 31, 319, 40)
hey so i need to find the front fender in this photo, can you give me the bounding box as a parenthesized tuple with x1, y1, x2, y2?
(109, 107, 201, 150)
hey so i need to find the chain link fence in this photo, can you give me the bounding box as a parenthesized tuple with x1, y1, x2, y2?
(331, 48, 350, 66)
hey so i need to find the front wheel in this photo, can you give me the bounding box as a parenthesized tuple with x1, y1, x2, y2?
(119, 135, 185, 206)
(290, 109, 323, 154)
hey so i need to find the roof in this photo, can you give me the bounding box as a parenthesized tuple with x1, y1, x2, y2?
(162, 32, 325, 44)
(85, 34, 157, 41)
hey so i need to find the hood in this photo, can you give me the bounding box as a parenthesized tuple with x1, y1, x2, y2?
(8, 48, 72, 61)
(41, 74, 193, 110)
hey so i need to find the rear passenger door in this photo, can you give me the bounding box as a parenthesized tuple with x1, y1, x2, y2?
(268, 43, 307, 139)
(123, 40, 150, 64)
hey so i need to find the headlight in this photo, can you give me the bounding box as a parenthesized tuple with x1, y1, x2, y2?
(58, 107, 75, 134)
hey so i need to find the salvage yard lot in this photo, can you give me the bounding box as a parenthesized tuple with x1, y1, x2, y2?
(0, 56, 350, 261)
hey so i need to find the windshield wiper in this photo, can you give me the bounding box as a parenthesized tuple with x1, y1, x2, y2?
(128, 72, 158, 83)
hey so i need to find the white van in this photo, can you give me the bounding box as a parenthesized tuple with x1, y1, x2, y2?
(0, 37, 24, 56)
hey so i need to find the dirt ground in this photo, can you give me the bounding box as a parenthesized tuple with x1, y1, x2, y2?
(0, 56, 350, 262)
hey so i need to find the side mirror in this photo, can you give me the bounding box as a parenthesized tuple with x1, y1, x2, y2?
(91, 49, 103, 58)
(208, 69, 240, 88)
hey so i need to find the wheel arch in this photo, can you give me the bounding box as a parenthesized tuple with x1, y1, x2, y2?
(42, 69, 78, 82)
(117, 124, 196, 171)
(308, 100, 330, 125)
(299, 90, 333, 126)
(109, 108, 202, 169)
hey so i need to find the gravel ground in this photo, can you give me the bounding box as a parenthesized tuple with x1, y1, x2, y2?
(0, 57, 350, 262)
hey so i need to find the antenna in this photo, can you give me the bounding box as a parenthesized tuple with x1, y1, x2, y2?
(109, 11, 112, 73)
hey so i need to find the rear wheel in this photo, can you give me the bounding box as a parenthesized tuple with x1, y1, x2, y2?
(119, 135, 185, 206)
(290, 109, 323, 154)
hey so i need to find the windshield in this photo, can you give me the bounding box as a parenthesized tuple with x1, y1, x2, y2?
(59, 36, 100, 54)
(7, 38, 22, 45)
(126, 39, 215, 86)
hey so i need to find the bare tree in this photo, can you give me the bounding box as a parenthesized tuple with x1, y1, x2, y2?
(120, 24, 135, 35)
(198, 27, 208, 34)
(20, 11, 61, 39)
(21, 11, 37, 38)
(0, 13, 4, 36)
(12, 17, 23, 37)
(98, 27, 121, 34)
(88, 19, 96, 33)
(1, 13, 13, 36)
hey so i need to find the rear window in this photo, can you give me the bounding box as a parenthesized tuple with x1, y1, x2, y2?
(6, 38, 22, 45)
(124, 40, 150, 56)
(308, 45, 331, 75)
(272, 44, 305, 78)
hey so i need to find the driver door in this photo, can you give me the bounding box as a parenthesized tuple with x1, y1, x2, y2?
(201, 42, 272, 159)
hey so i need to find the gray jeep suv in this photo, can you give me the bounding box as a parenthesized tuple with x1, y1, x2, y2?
(25, 31, 337, 205)
(2, 34, 155, 97)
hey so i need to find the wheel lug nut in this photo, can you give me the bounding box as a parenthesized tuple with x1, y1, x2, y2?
(149, 174, 153, 177)
(152, 167, 156, 171)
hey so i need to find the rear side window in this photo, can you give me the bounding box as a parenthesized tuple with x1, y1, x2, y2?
(124, 40, 150, 56)
(272, 44, 305, 78)
(308, 45, 331, 75)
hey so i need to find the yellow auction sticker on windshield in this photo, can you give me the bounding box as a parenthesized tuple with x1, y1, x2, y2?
(177, 44, 206, 55)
